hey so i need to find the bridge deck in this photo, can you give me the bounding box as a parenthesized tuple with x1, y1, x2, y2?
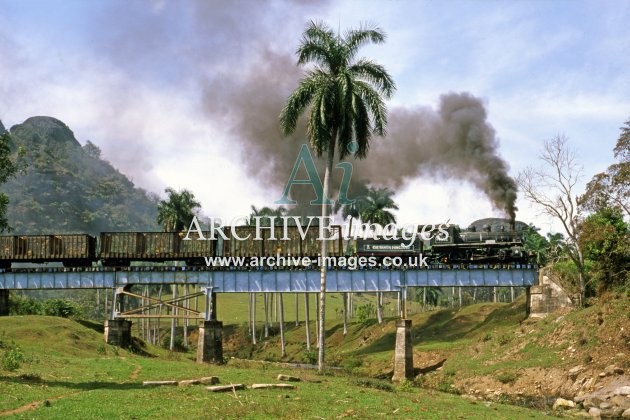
(0, 267, 537, 292)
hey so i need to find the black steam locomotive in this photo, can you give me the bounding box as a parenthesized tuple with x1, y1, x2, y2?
(355, 218, 529, 265)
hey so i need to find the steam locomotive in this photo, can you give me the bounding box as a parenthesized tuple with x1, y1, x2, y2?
(0, 218, 529, 269)
(355, 218, 529, 265)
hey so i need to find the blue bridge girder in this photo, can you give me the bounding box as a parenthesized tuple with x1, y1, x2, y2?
(0, 267, 538, 292)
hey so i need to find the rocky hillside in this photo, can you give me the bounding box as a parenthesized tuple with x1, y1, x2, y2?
(0, 116, 159, 234)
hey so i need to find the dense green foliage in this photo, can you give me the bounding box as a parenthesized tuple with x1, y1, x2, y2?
(0, 130, 21, 233)
(156, 187, 200, 231)
(0, 116, 159, 234)
(8, 294, 82, 318)
(359, 186, 399, 225)
(579, 208, 629, 293)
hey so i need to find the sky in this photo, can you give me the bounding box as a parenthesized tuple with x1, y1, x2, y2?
(0, 0, 628, 234)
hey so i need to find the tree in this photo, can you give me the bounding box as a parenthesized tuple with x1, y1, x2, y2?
(522, 225, 550, 265)
(359, 186, 399, 227)
(247, 205, 287, 226)
(578, 208, 629, 293)
(517, 135, 588, 305)
(358, 186, 399, 323)
(580, 119, 630, 218)
(0, 132, 22, 233)
(279, 21, 395, 372)
(156, 188, 201, 232)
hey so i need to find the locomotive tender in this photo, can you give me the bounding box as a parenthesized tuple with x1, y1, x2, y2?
(0, 218, 529, 269)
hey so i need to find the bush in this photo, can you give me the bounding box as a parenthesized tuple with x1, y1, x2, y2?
(43, 299, 81, 318)
(351, 378, 394, 392)
(496, 371, 517, 384)
(2, 346, 24, 371)
(396, 379, 414, 392)
(303, 348, 317, 365)
(356, 302, 375, 323)
(162, 335, 187, 352)
(9, 294, 43, 315)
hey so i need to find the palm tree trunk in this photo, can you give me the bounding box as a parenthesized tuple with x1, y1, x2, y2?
(183, 284, 189, 348)
(315, 295, 320, 348)
(342, 292, 348, 335)
(247, 292, 252, 334)
(251, 293, 257, 345)
(317, 138, 335, 372)
(264, 293, 269, 338)
(170, 286, 177, 351)
(304, 293, 311, 350)
(279, 293, 285, 357)
(156, 285, 162, 345)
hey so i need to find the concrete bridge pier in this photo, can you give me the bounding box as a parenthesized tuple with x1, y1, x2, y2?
(197, 320, 223, 364)
(0, 290, 8, 316)
(392, 319, 413, 383)
(104, 319, 132, 347)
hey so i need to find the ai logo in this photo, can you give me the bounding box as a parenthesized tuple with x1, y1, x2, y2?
(275, 144, 355, 206)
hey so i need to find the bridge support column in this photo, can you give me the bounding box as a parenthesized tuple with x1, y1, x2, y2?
(392, 319, 413, 383)
(197, 320, 223, 364)
(0, 290, 8, 316)
(104, 319, 132, 347)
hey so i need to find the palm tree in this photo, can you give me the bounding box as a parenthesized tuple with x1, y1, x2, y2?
(279, 21, 395, 371)
(360, 186, 399, 227)
(359, 186, 398, 323)
(248, 205, 287, 226)
(156, 188, 201, 232)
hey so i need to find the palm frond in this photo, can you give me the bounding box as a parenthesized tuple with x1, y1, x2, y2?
(344, 24, 386, 59)
(349, 59, 396, 98)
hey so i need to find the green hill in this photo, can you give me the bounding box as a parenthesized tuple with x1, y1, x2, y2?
(0, 314, 549, 419)
(0, 116, 158, 234)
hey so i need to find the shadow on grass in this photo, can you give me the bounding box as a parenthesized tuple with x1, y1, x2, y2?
(0, 375, 145, 391)
(75, 319, 104, 334)
(351, 302, 528, 357)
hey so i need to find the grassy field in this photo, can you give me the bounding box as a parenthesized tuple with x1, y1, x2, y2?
(0, 315, 553, 419)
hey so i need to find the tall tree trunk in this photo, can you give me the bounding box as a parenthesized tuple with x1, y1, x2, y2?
(510, 286, 515, 303)
(304, 293, 311, 350)
(315, 295, 320, 348)
(473, 287, 477, 304)
(342, 292, 348, 335)
(458, 287, 462, 308)
(493, 286, 497, 303)
(251, 293, 257, 345)
(279, 293, 285, 357)
(170, 286, 177, 351)
(247, 292, 252, 334)
(156, 285, 163, 346)
(264, 293, 269, 338)
(348, 292, 353, 318)
(317, 139, 335, 373)
(377, 292, 383, 324)
(183, 284, 189, 348)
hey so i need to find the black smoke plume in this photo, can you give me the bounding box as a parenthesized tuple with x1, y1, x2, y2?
(203, 52, 518, 221)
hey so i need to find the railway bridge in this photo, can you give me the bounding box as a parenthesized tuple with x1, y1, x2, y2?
(0, 265, 538, 366)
